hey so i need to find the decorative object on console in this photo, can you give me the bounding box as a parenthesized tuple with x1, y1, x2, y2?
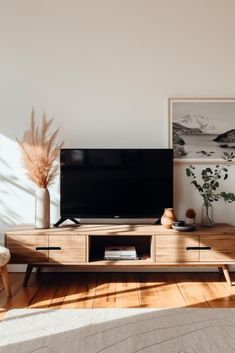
(172, 222, 196, 232)
(17, 109, 64, 229)
(186, 152, 235, 227)
(160, 208, 177, 229)
(172, 220, 185, 227)
(201, 202, 214, 227)
(169, 97, 235, 162)
(35, 187, 50, 229)
(185, 208, 196, 224)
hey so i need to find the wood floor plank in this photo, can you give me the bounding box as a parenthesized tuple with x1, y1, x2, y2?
(0, 273, 26, 320)
(105, 273, 117, 307)
(121, 273, 139, 308)
(75, 272, 97, 309)
(61, 274, 83, 309)
(49, 275, 71, 309)
(93, 272, 110, 308)
(0, 273, 24, 308)
(3, 276, 40, 311)
(136, 272, 161, 308)
(113, 272, 127, 308)
(92, 272, 116, 308)
(115, 272, 139, 308)
(70, 273, 89, 309)
(29, 273, 61, 308)
(153, 273, 187, 308)
(173, 273, 210, 308)
(2, 272, 235, 315)
(199, 272, 235, 308)
(8, 287, 39, 309)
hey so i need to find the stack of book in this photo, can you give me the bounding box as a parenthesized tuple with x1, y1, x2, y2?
(104, 246, 137, 260)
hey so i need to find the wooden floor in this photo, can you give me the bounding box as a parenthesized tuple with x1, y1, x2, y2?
(1, 271, 235, 319)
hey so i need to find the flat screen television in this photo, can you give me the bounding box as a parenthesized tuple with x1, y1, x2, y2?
(54, 149, 173, 226)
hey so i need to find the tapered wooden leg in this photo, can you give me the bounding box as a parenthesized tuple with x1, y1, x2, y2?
(1, 265, 11, 297)
(36, 266, 41, 275)
(222, 265, 232, 286)
(23, 265, 33, 287)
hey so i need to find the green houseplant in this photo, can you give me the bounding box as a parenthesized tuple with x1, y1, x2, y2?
(186, 152, 235, 226)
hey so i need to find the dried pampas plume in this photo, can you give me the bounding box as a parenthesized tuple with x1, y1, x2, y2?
(17, 109, 64, 188)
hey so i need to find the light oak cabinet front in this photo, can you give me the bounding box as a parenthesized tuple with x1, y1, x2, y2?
(6, 234, 49, 262)
(199, 235, 235, 262)
(6, 233, 87, 264)
(48, 235, 87, 263)
(155, 234, 199, 262)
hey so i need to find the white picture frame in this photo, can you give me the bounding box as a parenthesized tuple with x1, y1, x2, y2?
(168, 98, 235, 163)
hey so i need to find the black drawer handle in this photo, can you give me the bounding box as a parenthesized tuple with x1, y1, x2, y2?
(36, 247, 62, 251)
(186, 246, 211, 250)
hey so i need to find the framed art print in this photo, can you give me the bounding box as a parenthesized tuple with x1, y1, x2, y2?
(168, 98, 235, 163)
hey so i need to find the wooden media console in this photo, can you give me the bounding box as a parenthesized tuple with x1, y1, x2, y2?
(5, 223, 235, 287)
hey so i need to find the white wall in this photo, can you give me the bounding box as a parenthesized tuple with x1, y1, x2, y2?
(1, 0, 235, 242)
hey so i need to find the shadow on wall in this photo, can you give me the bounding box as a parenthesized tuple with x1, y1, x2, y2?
(0, 134, 60, 241)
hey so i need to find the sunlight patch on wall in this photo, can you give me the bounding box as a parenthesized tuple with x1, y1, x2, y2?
(0, 134, 60, 241)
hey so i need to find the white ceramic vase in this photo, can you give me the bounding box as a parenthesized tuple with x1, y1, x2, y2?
(35, 188, 50, 229)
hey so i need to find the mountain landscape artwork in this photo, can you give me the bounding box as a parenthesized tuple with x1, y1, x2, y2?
(169, 99, 235, 161)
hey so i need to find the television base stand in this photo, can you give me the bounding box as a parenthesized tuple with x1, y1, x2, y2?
(53, 217, 80, 227)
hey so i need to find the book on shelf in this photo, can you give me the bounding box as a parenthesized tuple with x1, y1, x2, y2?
(104, 246, 137, 260)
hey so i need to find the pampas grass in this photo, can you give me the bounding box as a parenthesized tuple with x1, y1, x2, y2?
(17, 109, 64, 188)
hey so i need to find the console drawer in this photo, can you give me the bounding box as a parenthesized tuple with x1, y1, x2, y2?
(199, 235, 235, 261)
(48, 235, 87, 263)
(6, 235, 49, 262)
(155, 235, 199, 262)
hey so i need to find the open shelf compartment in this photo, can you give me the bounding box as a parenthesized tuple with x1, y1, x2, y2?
(89, 235, 153, 262)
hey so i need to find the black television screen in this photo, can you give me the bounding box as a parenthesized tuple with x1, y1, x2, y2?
(60, 149, 173, 220)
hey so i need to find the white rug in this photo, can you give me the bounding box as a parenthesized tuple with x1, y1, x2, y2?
(1, 308, 235, 353)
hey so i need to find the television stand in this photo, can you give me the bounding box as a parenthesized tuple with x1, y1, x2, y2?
(5, 223, 235, 287)
(53, 217, 80, 227)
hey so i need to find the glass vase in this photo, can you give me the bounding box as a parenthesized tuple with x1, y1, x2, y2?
(201, 202, 214, 227)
